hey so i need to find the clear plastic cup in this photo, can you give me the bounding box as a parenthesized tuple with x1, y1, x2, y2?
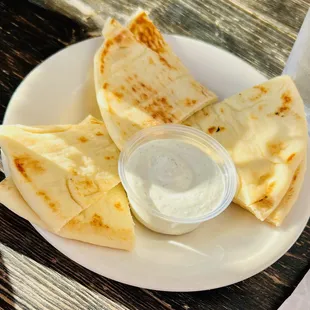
(119, 124, 238, 235)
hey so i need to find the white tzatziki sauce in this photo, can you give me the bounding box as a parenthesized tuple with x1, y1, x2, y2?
(124, 139, 225, 234)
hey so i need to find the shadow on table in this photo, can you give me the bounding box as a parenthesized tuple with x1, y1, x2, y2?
(0, 251, 16, 310)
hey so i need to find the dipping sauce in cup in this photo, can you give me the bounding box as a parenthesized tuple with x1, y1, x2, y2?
(119, 124, 237, 235)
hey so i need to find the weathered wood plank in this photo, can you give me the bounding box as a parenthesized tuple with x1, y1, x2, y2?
(26, 0, 309, 78)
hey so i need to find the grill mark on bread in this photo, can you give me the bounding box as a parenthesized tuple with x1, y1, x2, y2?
(129, 12, 166, 54)
(250, 85, 268, 101)
(287, 153, 296, 163)
(91, 214, 109, 229)
(142, 97, 175, 123)
(208, 126, 216, 134)
(14, 155, 45, 182)
(78, 136, 88, 143)
(275, 91, 292, 115)
(114, 202, 123, 211)
(185, 98, 197, 106)
(36, 190, 58, 212)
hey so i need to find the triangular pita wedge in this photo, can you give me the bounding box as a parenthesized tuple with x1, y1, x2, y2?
(61, 183, 134, 250)
(94, 15, 217, 150)
(0, 116, 120, 231)
(0, 177, 135, 251)
(185, 76, 308, 222)
(266, 156, 307, 226)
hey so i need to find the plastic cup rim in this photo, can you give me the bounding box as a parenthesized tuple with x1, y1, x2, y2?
(118, 124, 238, 224)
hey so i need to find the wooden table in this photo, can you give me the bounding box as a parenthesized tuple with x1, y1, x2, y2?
(0, 0, 309, 309)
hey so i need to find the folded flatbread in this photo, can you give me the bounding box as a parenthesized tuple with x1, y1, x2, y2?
(266, 157, 307, 226)
(94, 12, 217, 150)
(0, 178, 135, 251)
(185, 76, 308, 224)
(0, 116, 120, 232)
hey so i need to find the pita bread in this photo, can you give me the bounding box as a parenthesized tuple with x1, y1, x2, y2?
(0, 116, 120, 231)
(185, 76, 308, 222)
(0, 177, 135, 251)
(94, 15, 217, 150)
(60, 183, 134, 250)
(0, 177, 48, 228)
(266, 157, 307, 226)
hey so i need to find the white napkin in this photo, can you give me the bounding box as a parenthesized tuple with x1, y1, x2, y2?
(279, 9, 310, 310)
(283, 9, 310, 134)
(278, 270, 310, 310)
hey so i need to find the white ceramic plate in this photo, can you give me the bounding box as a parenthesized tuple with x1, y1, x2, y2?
(3, 36, 310, 292)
